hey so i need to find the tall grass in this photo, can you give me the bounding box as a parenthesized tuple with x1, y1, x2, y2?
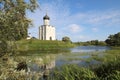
(93, 59, 120, 79)
(48, 64, 96, 80)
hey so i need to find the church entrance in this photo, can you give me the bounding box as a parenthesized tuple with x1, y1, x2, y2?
(50, 37, 52, 40)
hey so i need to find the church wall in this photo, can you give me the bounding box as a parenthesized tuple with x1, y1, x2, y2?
(39, 27, 41, 39)
(39, 26, 45, 40)
(39, 25, 55, 40)
(46, 26, 55, 40)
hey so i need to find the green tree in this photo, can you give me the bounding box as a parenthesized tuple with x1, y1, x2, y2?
(90, 40, 99, 45)
(62, 36, 71, 43)
(107, 35, 115, 46)
(0, 0, 38, 57)
(0, 0, 38, 40)
(105, 32, 120, 46)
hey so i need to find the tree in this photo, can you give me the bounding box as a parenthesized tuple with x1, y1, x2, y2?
(62, 36, 71, 42)
(0, 0, 38, 41)
(105, 32, 120, 46)
(90, 40, 99, 45)
(0, 0, 38, 57)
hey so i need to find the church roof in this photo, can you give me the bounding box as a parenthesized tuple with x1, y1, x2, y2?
(43, 14, 50, 20)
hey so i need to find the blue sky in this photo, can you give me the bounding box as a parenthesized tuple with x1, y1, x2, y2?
(27, 0, 120, 42)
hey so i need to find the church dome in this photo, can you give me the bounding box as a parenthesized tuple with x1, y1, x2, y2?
(43, 14, 50, 20)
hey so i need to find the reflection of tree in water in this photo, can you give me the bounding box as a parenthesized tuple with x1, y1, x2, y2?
(0, 54, 56, 80)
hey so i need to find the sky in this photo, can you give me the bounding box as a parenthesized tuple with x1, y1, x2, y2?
(27, 0, 120, 42)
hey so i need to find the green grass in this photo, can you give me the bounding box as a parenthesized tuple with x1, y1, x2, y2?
(15, 40, 75, 54)
(48, 64, 96, 80)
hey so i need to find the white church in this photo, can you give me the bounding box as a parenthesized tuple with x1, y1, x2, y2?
(39, 14, 56, 40)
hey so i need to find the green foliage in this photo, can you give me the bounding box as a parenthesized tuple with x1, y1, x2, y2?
(62, 36, 71, 43)
(0, 40, 18, 57)
(74, 40, 106, 46)
(105, 32, 120, 46)
(0, 0, 38, 57)
(0, 40, 8, 57)
(0, 0, 38, 41)
(90, 40, 99, 45)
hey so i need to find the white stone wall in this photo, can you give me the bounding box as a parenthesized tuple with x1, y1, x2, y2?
(39, 27, 41, 40)
(46, 25, 55, 40)
(39, 26, 44, 40)
(39, 25, 55, 40)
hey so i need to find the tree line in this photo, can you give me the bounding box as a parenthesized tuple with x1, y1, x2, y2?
(73, 32, 120, 46)
(74, 40, 106, 46)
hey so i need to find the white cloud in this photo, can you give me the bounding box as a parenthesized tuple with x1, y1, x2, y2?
(68, 24, 83, 33)
(78, 35, 87, 39)
(67, 9, 120, 28)
(71, 35, 91, 42)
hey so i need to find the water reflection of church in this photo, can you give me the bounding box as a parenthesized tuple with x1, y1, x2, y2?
(39, 14, 56, 40)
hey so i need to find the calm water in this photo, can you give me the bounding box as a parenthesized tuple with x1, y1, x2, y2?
(55, 46, 110, 67)
(71, 46, 110, 52)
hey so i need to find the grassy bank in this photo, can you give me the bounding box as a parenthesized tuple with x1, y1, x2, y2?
(15, 40, 75, 53)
